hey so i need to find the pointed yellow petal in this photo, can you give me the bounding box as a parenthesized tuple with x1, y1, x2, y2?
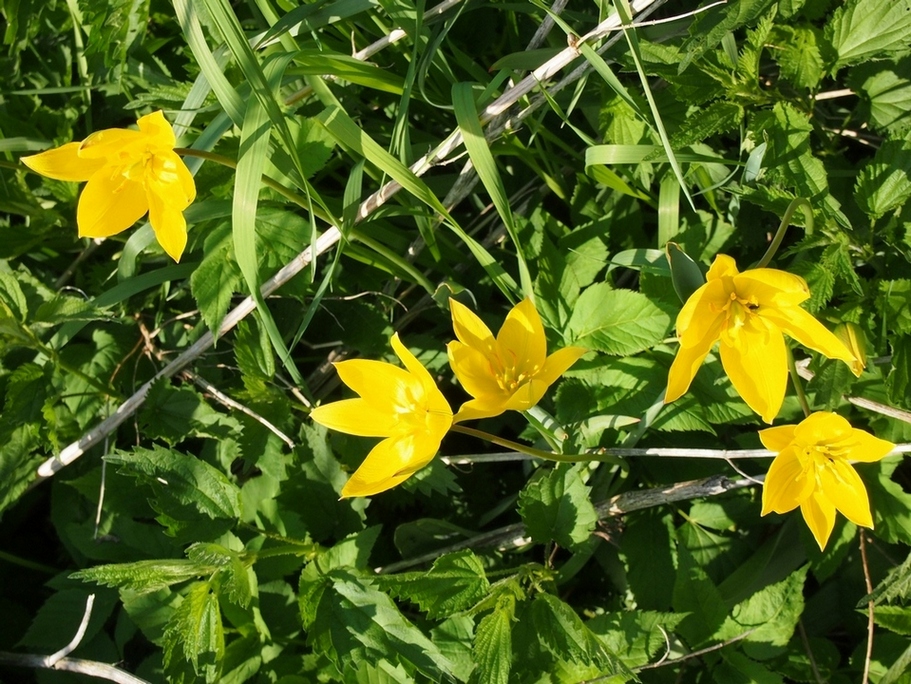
(760, 306, 857, 371)
(793, 411, 852, 445)
(734, 269, 810, 308)
(719, 316, 787, 423)
(665, 319, 721, 403)
(501, 378, 547, 412)
(800, 492, 837, 550)
(762, 447, 813, 515)
(334, 358, 417, 408)
(310, 398, 397, 437)
(758, 424, 797, 452)
(450, 299, 496, 357)
(77, 169, 149, 238)
(842, 429, 894, 463)
(152, 151, 196, 206)
(21, 142, 104, 182)
(390, 333, 434, 391)
(452, 397, 508, 423)
(497, 298, 547, 371)
(340, 432, 439, 497)
(78, 128, 144, 159)
(538, 346, 587, 387)
(706, 254, 739, 280)
(448, 341, 504, 400)
(137, 110, 177, 148)
(818, 459, 873, 529)
(675, 279, 727, 341)
(147, 189, 187, 262)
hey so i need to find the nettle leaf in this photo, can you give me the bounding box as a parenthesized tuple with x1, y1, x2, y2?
(187, 543, 253, 608)
(887, 335, 911, 408)
(106, 446, 242, 522)
(588, 610, 687, 670)
(826, 0, 911, 71)
(473, 597, 515, 684)
(770, 25, 825, 89)
(163, 581, 225, 683)
(673, 544, 728, 646)
(856, 135, 911, 218)
(531, 593, 619, 670)
(191, 228, 242, 335)
(871, 605, 911, 636)
(851, 59, 911, 135)
(864, 530, 911, 604)
(32, 294, 105, 327)
(71, 559, 218, 594)
(878, 280, 911, 335)
(868, 458, 911, 546)
(379, 550, 490, 619)
(715, 566, 808, 649)
(138, 380, 221, 445)
(567, 283, 672, 356)
(0, 424, 40, 518)
(307, 569, 456, 680)
(518, 463, 597, 551)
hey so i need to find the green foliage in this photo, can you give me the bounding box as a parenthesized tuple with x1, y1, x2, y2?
(518, 463, 597, 550)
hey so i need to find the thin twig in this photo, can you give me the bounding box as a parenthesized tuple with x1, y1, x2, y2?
(860, 529, 875, 684)
(797, 620, 824, 684)
(374, 474, 756, 573)
(47, 593, 95, 666)
(0, 652, 150, 684)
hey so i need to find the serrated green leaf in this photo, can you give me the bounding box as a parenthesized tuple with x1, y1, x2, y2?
(826, 0, 911, 70)
(106, 446, 242, 522)
(567, 284, 672, 355)
(673, 544, 728, 646)
(71, 559, 218, 594)
(532, 593, 615, 668)
(474, 600, 514, 684)
(851, 59, 911, 135)
(588, 610, 687, 670)
(888, 336, 911, 408)
(0, 425, 40, 518)
(191, 235, 241, 335)
(871, 605, 911, 636)
(770, 25, 825, 89)
(869, 459, 911, 546)
(715, 566, 807, 647)
(163, 581, 225, 682)
(518, 463, 597, 550)
(379, 550, 489, 619)
(864, 548, 911, 605)
(856, 135, 911, 218)
(878, 280, 911, 334)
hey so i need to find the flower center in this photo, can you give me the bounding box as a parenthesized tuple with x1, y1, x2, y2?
(491, 350, 538, 394)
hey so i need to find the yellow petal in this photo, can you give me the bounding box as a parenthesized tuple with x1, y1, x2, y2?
(450, 299, 496, 358)
(818, 459, 873, 529)
(760, 306, 857, 371)
(665, 318, 722, 403)
(675, 279, 727, 341)
(496, 298, 547, 372)
(310, 398, 397, 437)
(447, 341, 505, 400)
(390, 333, 435, 396)
(758, 424, 797, 452)
(137, 110, 177, 148)
(340, 432, 439, 498)
(78, 128, 145, 159)
(793, 411, 852, 445)
(147, 184, 188, 262)
(734, 269, 810, 308)
(719, 316, 787, 423)
(20, 142, 104, 182)
(452, 397, 508, 423)
(800, 492, 837, 550)
(502, 378, 547, 412)
(762, 447, 814, 515)
(334, 358, 418, 409)
(842, 429, 894, 463)
(152, 151, 196, 207)
(538, 346, 587, 387)
(706, 254, 739, 280)
(77, 168, 149, 238)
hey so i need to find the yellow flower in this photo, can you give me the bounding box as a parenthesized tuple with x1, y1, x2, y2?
(447, 298, 586, 423)
(760, 411, 894, 550)
(310, 333, 452, 497)
(665, 254, 859, 423)
(21, 111, 196, 262)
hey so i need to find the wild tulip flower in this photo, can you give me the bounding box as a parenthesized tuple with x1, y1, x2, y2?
(760, 411, 894, 550)
(21, 110, 196, 262)
(310, 333, 452, 497)
(665, 254, 859, 423)
(447, 298, 586, 422)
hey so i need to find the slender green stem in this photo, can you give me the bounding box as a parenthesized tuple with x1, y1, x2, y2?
(0, 159, 28, 172)
(787, 346, 812, 418)
(349, 230, 436, 294)
(756, 198, 813, 268)
(0, 549, 57, 574)
(450, 424, 607, 463)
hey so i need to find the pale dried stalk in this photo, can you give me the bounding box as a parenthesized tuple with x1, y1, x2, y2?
(0, 653, 150, 684)
(35, 0, 667, 482)
(375, 474, 755, 573)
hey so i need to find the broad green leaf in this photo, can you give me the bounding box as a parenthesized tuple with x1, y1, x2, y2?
(379, 550, 489, 618)
(567, 284, 672, 356)
(872, 605, 911, 636)
(673, 545, 728, 646)
(855, 135, 911, 218)
(882, 642, 911, 684)
(531, 593, 615, 668)
(715, 566, 808, 648)
(888, 336, 911, 408)
(826, 0, 911, 71)
(473, 599, 514, 684)
(163, 581, 225, 682)
(518, 463, 597, 550)
(71, 559, 219, 594)
(191, 230, 242, 335)
(289, 50, 404, 94)
(588, 610, 686, 669)
(869, 458, 911, 546)
(769, 25, 824, 89)
(138, 381, 220, 445)
(852, 59, 911, 134)
(0, 425, 40, 518)
(864, 549, 911, 605)
(106, 446, 242, 522)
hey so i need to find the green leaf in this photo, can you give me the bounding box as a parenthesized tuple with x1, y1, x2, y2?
(71, 559, 218, 594)
(882, 641, 911, 684)
(163, 581, 225, 682)
(588, 610, 686, 669)
(770, 25, 825, 89)
(0, 425, 40, 518)
(868, 458, 911, 546)
(878, 280, 911, 335)
(872, 605, 911, 636)
(567, 284, 672, 355)
(289, 50, 404, 94)
(531, 593, 616, 668)
(852, 59, 911, 134)
(855, 134, 911, 218)
(715, 566, 807, 649)
(673, 544, 728, 646)
(473, 599, 514, 684)
(138, 381, 220, 445)
(379, 550, 489, 619)
(191, 231, 242, 335)
(863, 540, 911, 604)
(826, 0, 911, 71)
(518, 463, 597, 550)
(887, 336, 911, 407)
(666, 242, 706, 302)
(106, 446, 242, 522)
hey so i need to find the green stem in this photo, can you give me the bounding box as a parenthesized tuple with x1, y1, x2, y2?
(0, 549, 57, 574)
(450, 424, 611, 463)
(0, 159, 28, 172)
(787, 346, 812, 418)
(756, 198, 813, 269)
